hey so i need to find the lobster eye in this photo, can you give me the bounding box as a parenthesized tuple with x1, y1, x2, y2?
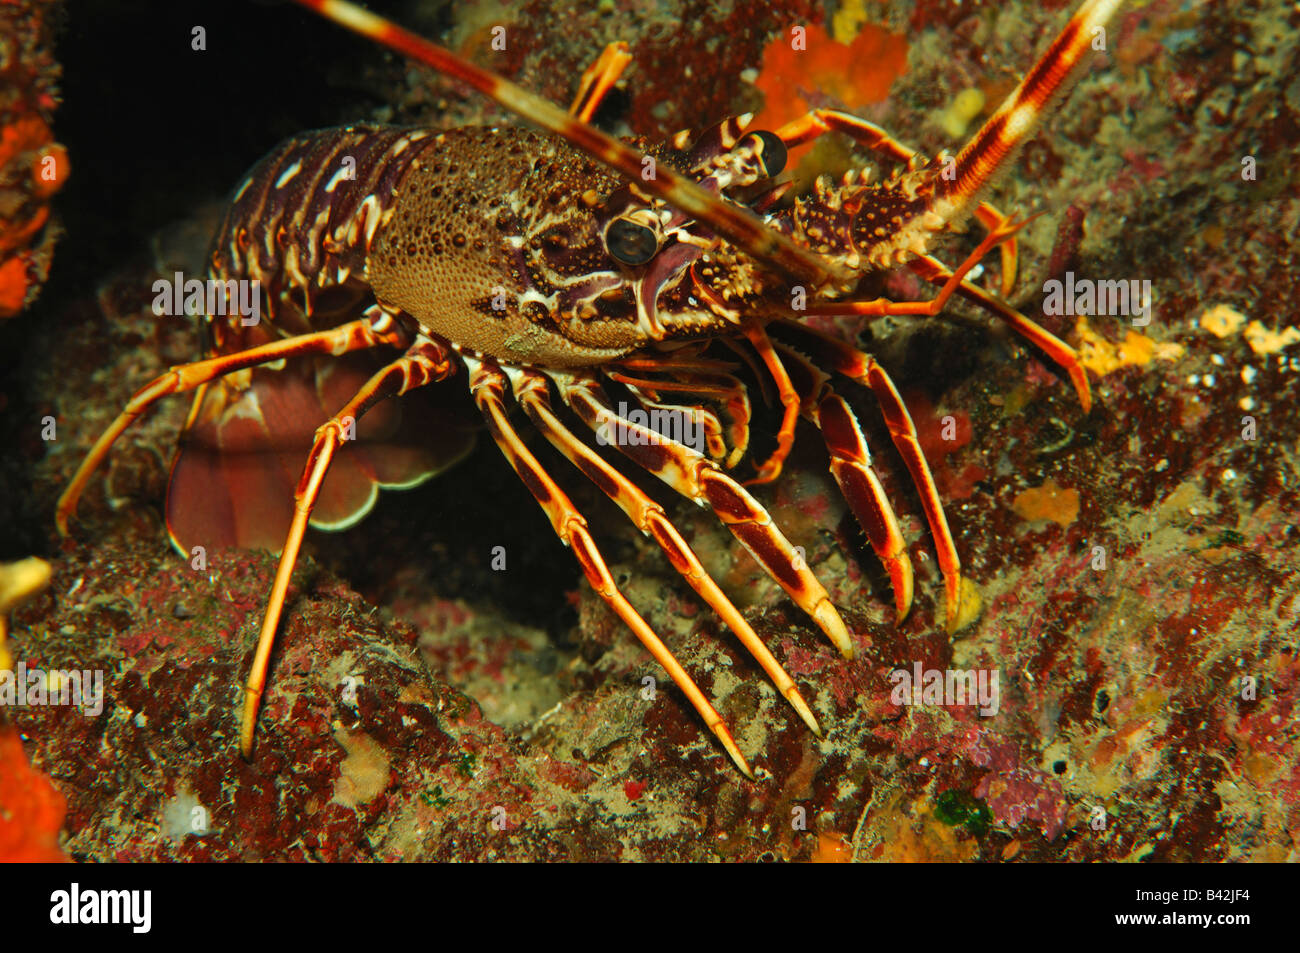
(605, 217, 659, 266)
(740, 130, 788, 178)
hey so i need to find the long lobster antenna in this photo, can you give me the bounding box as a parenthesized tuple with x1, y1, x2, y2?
(289, 0, 850, 289)
(938, 0, 1124, 221)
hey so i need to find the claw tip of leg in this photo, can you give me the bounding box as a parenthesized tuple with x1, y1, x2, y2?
(813, 602, 853, 657)
(946, 576, 983, 634)
(729, 748, 755, 779)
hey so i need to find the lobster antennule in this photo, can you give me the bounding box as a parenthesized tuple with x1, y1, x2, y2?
(290, 0, 849, 289)
(937, 0, 1124, 222)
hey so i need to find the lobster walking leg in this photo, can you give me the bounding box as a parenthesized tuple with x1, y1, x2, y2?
(774, 321, 963, 632)
(775, 342, 915, 622)
(740, 322, 800, 486)
(803, 215, 1030, 319)
(971, 205, 1021, 298)
(57, 309, 410, 534)
(614, 384, 731, 465)
(569, 42, 632, 123)
(775, 109, 914, 164)
(511, 366, 821, 736)
(555, 375, 854, 658)
(241, 335, 454, 757)
(609, 356, 754, 467)
(466, 358, 754, 777)
(907, 254, 1093, 411)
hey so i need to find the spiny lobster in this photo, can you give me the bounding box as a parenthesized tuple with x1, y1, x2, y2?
(57, 0, 1121, 777)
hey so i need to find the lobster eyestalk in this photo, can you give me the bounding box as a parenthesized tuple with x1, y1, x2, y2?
(290, 0, 850, 291)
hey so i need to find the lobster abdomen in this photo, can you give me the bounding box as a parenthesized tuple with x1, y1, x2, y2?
(208, 124, 433, 340)
(166, 125, 477, 555)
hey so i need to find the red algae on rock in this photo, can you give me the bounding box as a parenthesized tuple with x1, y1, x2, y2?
(0, 726, 69, 862)
(751, 20, 909, 145)
(0, 0, 67, 318)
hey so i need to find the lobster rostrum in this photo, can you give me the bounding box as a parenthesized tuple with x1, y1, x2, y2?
(57, 0, 1123, 777)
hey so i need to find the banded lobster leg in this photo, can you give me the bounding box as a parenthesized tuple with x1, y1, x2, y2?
(740, 322, 801, 486)
(612, 384, 731, 466)
(568, 42, 632, 123)
(241, 335, 456, 756)
(907, 254, 1093, 411)
(772, 342, 915, 623)
(661, 268, 798, 485)
(508, 365, 821, 737)
(465, 358, 754, 777)
(772, 319, 964, 632)
(552, 375, 854, 658)
(801, 214, 1032, 321)
(56, 308, 411, 534)
(608, 354, 754, 468)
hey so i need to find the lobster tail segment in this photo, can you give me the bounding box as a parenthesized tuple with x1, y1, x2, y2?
(164, 354, 477, 555)
(936, 0, 1124, 222)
